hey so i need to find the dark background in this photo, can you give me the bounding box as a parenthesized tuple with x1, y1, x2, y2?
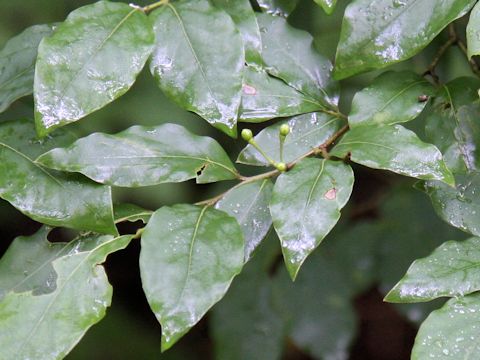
(0, 0, 472, 358)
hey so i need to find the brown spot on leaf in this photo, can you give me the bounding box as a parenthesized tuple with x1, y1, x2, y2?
(324, 188, 337, 200)
(243, 84, 257, 95)
(418, 95, 429, 102)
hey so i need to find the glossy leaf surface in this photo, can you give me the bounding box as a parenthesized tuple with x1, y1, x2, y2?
(239, 66, 322, 123)
(386, 237, 480, 303)
(376, 185, 464, 324)
(113, 203, 152, 224)
(270, 158, 354, 279)
(0, 119, 115, 234)
(140, 204, 244, 350)
(257, 0, 300, 17)
(34, 1, 154, 136)
(314, 0, 338, 15)
(238, 112, 342, 166)
(215, 179, 273, 261)
(273, 248, 356, 359)
(349, 71, 434, 128)
(149, 0, 244, 137)
(412, 294, 480, 359)
(330, 125, 454, 185)
(211, 0, 262, 65)
(0, 227, 132, 359)
(0, 24, 54, 113)
(37, 124, 238, 187)
(257, 13, 339, 108)
(420, 173, 480, 236)
(467, 2, 480, 58)
(425, 83, 480, 174)
(334, 0, 476, 79)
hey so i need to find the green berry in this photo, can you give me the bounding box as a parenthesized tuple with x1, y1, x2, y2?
(276, 162, 287, 172)
(279, 124, 290, 136)
(241, 128, 253, 142)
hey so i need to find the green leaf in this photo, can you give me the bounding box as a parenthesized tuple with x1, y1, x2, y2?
(270, 158, 354, 280)
(425, 80, 480, 174)
(467, 2, 480, 58)
(149, 0, 244, 137)
(0, 227, 132, 359)
(0, 24, 54, 113)
(257, 0, 300, 17)
(375, 185, 464, 323)
(349, 71, 434, 128)
(211, 252, 285, 360)
(239, 66, 323, 123)
(334, 0, 476, 79)
(313, 0, 338, 15)
(215, 179, 273, 261)
(238, 112, 342, 166)
(0, 119, 116, 234)
(412, 293, 480, 359)
(386, 237, 480, 303)
(113, 203, 152, 224)
(419, 173, 480, 237)
(34, 1, 154, 136)
(257, 13, 339, 108)
(324, 222, 379, 296)
(272, 248, 356, 359)
(330, 125, 455, 185)
(140, 204, 244, 351)
(211, 0, 262, 65)
(36, 123, 238, 187)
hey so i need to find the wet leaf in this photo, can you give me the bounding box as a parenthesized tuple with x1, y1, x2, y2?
(313, 0, 338, 15)
(0, 24, 54, 113)
(149, 0, 244, 137)
(386, 237, 480, 303)
(376, 185, 463, 324)
(419, 173, 480, 237)
(270, 158, 354, 280)
(412, 293, 480, 359)
(349, 71, 434, 128)
(140, 204, 244, 350)
(425, 80, 480, 174)
(0, 119, 116, 234)
(257, 0, 300, 17)
(334, 0, 476, 79)
(0, 227, 132, 359)
(257, 13, 339, 108)
(238, 112, 342, 166)
(36, 123, 238, 187)
(34, 1, 154, 136)
(215, 179, 273, 261)
(467, 2, 480, 58)
(330, 125, 455, 185)
(211, 0, 262, 65)
(272, 247, 356, 359)
(239, 66, 322, 123)
(113, 203, 152, 224)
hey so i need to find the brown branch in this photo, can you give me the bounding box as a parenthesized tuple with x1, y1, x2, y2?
(195, 123, 350, 206)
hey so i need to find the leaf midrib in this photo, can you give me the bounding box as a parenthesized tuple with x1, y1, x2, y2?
(15, 235, 129, 355)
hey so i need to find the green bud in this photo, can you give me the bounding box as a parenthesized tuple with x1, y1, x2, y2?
(241, 128, 253, 142)
(276, 162, 287, 172)
(279, 124, 290, 136)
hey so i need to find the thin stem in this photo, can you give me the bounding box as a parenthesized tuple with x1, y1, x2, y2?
(196, 123, 350, 206)
(248, 139, 277, 167)
(457, 39, 480, 76)
(132, 227, 145, 240)
(424, 24, 457, 84)
(141, 0, 169, 13)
